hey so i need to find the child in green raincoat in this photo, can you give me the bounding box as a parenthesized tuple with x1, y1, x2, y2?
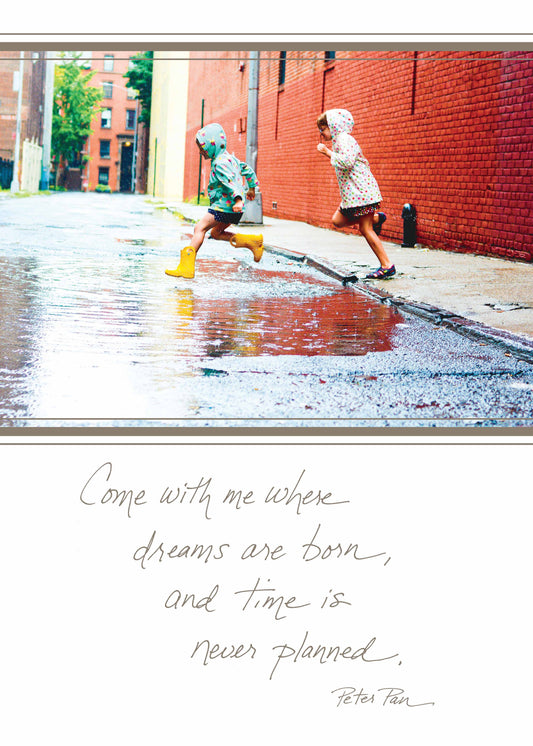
(166, 123, 263, 279)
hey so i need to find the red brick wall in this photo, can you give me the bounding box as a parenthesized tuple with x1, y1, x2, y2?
(184, 51, 250, 200)
(183, 50, 533, 261)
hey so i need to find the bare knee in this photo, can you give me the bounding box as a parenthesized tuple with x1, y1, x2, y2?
(193, 223, 208, 240)
(332, 212, 345, 229)
(210, 225, 226, 240)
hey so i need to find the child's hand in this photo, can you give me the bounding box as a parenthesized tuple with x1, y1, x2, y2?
(233, 198, 244, 212)
(317, 143, 331, 157)
(246, 188, 255, 201)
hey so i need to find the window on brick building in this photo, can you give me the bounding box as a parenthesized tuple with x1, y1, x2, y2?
(125, 109, 136, 130)
(278, 51, 287, 87)
(411, 51, 419, 115)
(101, 109, 112, 128)
(102, 82, 113, 98)
(99, 140, 111, 159)
(321, 51, 336, 110)
(103, 55, 114, 72)
(98, 167, 109, 185)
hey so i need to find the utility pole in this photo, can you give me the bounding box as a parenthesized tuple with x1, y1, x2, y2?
(11, 51, 24, 192)
(196, 98, 204, 203)
(131, 98, 139, 193)
(243, 51, 263, 224)
(40, 50, 55, 190)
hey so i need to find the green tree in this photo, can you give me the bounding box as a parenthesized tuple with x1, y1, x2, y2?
(52, 53, 102, 182)
(123, 51, 153, 127)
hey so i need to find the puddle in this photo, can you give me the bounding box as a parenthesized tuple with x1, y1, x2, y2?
(116, 238, 164, 247)
(164, 258, 402, 357)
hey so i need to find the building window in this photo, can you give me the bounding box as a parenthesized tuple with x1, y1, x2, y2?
(102, 82, 113, 98)
(278, 51, 287, 87)
(101, 108, 112, 129)
(98, 167, 109, 185)
(103, 55, 114, 72)
(99, 140, 111, 159)
(126, 109, 136, 130)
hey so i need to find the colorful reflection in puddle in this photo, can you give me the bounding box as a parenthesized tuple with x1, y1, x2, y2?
(165, 259, 402, 357)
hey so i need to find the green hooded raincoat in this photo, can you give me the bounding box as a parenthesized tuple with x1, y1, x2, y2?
(196, 123, 259, 213)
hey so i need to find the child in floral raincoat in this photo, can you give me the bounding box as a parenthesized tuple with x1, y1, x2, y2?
(165, 123, 263, 279)
(317, 109, 395, 279)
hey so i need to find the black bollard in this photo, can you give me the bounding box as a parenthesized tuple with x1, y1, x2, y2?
(401, 203, 417, 247)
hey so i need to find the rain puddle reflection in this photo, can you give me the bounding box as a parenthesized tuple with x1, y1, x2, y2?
(164, 260, 401, 357)
(0, 246, 403, 419)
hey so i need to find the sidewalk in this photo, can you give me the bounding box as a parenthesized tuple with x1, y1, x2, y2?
(161, 199, 533, 363)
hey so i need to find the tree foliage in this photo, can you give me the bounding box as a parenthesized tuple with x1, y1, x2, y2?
(52, 53, 103, 167)
(123, 51, 153, 127)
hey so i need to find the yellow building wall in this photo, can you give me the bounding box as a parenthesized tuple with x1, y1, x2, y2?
(147, 51, 189, 200)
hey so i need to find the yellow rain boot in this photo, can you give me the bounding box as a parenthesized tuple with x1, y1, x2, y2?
(165, 246, 196, 279)
(230, 233, 264, 262)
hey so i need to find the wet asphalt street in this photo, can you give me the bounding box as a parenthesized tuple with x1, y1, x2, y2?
(1, 192, 532, 427)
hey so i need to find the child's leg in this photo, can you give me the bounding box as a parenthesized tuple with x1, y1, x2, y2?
(333, 207, 384, 231)
(358, 213, 393, 268)
(190, 212, 219, 252)
(200, 212, 264, 262)
(210, 222, 234, 242)
(332, 208, 356, 230)
(198, 217, 264, 262)
(165, 212, 218, 278)
(213, 220, 263, 263)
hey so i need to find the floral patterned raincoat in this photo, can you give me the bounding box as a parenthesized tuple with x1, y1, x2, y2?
(326, 109, 382, 208)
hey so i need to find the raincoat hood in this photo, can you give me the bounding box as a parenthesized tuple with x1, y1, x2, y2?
(196, 123, 227, 159)
(326, 109, 354, 140)
(324, 108, 382, 209)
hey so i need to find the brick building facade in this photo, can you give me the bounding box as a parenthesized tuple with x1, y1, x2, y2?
(83, 50, 148, 193)
(0, 51, 46, 184)
(183, 50, 533, 262)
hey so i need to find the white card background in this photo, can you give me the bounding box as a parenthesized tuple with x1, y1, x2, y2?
(2, 438, 530, 745)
